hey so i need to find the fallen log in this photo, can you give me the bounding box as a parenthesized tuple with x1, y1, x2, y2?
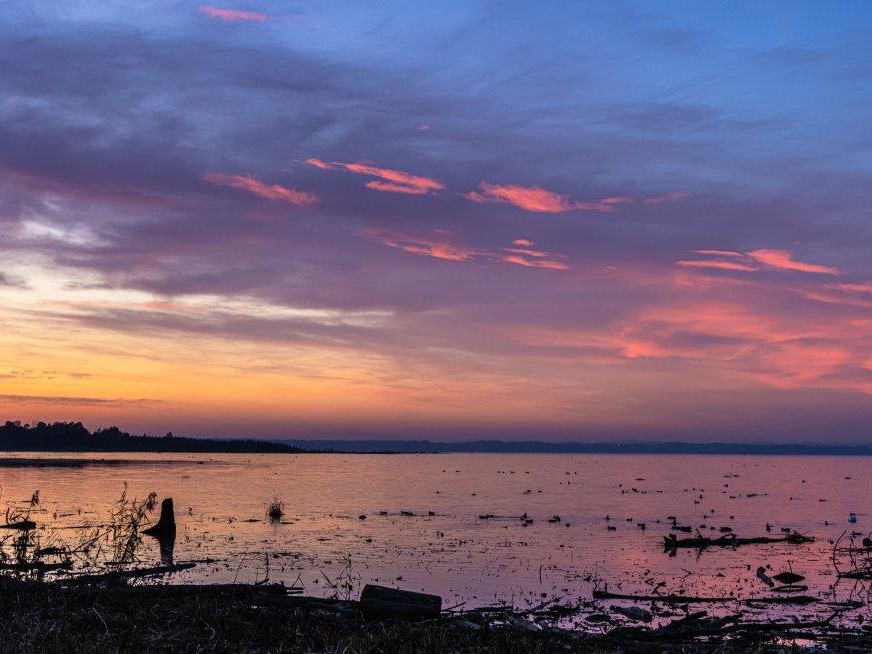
(837, 570, 872, 579)
(0, 520, 36, 531)
(360, 584, 441, 620)
(664, 532, 813, 550)
(593, 589, 817, 605)
(0, 560, 73, 572)
(64, 562, 196, 584)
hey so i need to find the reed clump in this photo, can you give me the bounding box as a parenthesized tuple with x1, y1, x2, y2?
(266, 496, 284, 522)
(0, 485, 160, 578)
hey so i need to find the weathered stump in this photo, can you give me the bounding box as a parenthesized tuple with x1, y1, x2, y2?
(359, 584, 441, 620)
(143, 498, 176, 539)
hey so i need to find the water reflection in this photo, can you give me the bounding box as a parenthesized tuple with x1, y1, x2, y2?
(143, 497, 176, 565)
(1, 451, 870, 622)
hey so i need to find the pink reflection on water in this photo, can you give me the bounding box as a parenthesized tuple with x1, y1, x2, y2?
(0, 452, 869, 623)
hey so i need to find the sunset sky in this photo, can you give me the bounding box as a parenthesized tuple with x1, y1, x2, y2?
(2, 2, 872, 441)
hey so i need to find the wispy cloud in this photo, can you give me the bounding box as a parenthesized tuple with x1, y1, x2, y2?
(0, 272, 27, 288)
(678, 248, 840, 275)
(364, 180, 429, 195)
(0, 394, 161, 407)
(364, 229, 483, 262)
(802, 282, 872, 309)
(693, 249, 744, 258)
(463, 182, 632, 214)
(677, 259, 759, 272)
(305, 158, 444, 195)
(203, 173, 317, 206)
(645, 192, 690, 206)
(747, 249, 840, 275)
(364, 230, 569, 270)
(502, 254, 569, 270)
(198, 6, 272, 22)
(304, 158, 333, 171)
(828, 283, 872, 294)
(500, 243, 569, 270)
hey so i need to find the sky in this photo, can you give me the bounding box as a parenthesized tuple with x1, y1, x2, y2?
(1, 1, 872, 441)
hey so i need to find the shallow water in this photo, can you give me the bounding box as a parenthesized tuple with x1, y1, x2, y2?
(2, 452, 871, 622)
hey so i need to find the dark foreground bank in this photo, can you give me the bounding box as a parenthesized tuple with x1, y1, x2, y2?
(0, 577, 867, 654)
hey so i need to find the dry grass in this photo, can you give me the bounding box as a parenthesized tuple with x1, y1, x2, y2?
(0, 576, 843, 654)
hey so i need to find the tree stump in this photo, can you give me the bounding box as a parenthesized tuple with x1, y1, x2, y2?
(143, 498, 176, 539)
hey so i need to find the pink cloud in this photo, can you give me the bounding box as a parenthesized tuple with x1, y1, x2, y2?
(803, 282, 872, 309)
(305, 158, 445, 195)
(198, 6, 271, 22)
(679, 248, 840, 276)
(502, 247, 550, 258)
(803, 290, 872, 310)
(365, 180, 429, 195)
(645, 192, 690, 206)
(303, 157, 332, 171)
(693, 249, 744, 258)
(364, 231, 569, 270)
(677, 259, 759, 272)
(747, 249, 839, 275)
(502, 255, 569, 270)
(829, 282, 872, 294)
(203, 172, 317, 206)
(464, 182, 632, 214)
(363, 229, 483, 262)
(498, 239, 569, 270)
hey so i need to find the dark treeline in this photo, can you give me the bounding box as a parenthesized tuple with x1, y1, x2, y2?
(287, 438, 872, 455)
(0, 421, 300, 453)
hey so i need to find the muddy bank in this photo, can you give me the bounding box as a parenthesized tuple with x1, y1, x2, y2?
(0, 576, 868, 653)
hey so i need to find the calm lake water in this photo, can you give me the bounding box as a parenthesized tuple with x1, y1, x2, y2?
(2, 452, 870, 620)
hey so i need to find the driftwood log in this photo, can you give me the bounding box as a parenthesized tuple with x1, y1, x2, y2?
(593, 589, 818, 605)
(360, 584, 441, 620)
(64, 562, 196, 584)
(664, 532, 813, 550)
(0, 520, 36, 531)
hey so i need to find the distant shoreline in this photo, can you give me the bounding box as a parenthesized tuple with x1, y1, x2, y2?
(0, 421, 300, 454)
(284, 439, 872, 456)
(4, 421, 872, 456)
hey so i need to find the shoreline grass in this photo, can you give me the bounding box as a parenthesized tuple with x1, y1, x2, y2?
(0, 576, 839, 653)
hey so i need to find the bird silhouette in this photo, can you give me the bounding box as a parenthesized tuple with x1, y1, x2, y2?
(757, 565, 805, 587)
(756, 566, 774, 587)
(771, 570, 805, 585)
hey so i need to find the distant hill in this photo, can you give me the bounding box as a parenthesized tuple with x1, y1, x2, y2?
(284, 438, 872, 455)
(0, 421, 300, 453)
(5, 422, 869, 455)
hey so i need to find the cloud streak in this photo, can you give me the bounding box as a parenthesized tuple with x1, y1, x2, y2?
(0, 394, 161, 407)
(203, 173, 317, 206)
(676, 259, 759, 272)
(198, 6, 272, 23)
(678, 249, 840, 275)
(305, 159, 445, 195)
(747, 249, 840, 275)
(646, 192, 690, 206)
(364, 229, 484, 262)
(364, 229, 569, 270)
(463, 182, 632, 214)
(0, 272, 27, 288)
